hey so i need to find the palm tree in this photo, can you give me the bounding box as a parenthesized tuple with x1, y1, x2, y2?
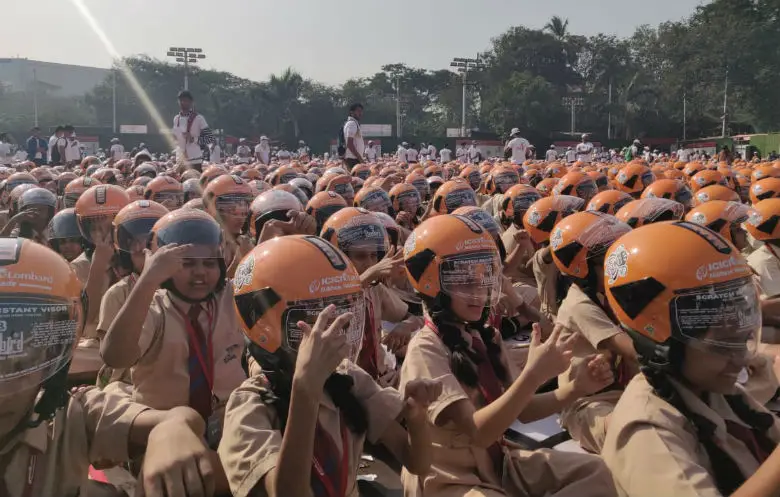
(267, 68, 305, 139)
(544, 16, 570, 42)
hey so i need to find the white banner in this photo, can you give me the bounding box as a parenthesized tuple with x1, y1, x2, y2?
(361, 124, 392, 137)
(120, 124, 148, 134)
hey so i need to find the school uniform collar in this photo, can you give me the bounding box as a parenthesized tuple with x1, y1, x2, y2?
(668, 376, 751, 435)
(166, 291, 213, 312)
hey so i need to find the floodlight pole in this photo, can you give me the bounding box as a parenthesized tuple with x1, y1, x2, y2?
(166, 47, 207, 91)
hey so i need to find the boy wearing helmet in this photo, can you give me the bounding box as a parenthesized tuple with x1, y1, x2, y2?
(221, 235, 442, 497)
(601, 221, 779, 497)
(101, 210, 247, 449)
(400, 214, 617, 497)
(0, 238, 219, 495)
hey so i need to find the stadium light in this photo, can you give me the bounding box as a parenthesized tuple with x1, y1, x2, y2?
(166, 47, 207, 90)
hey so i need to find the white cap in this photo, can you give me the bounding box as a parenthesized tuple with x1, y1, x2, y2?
(510, 128, 521, 136)
(240, 137, 246, 142)
(550, 144, 556, 149)
(260, 136, 268, 141)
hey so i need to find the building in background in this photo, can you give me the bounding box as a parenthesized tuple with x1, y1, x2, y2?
(0, 58, 109, 97)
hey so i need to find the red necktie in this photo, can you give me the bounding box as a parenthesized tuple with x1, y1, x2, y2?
(187, 305, 213, 421)
(725, 420, 771, 464)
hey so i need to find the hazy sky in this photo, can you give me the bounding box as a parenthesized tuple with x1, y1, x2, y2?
(1, 0, 704, 85)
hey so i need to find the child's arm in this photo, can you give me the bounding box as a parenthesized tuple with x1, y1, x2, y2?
(84, 236, 113, 329)
(101, 244, 192, 368)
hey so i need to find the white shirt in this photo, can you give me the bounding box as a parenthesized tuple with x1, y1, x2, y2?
(748, 244, 780, 298)
(397, 147, 408, 163)
(236, 145, 252, 163)
(365, 146, 377, 161)
(255, 143, 270, 164)
(172, 112, 209, 164)
(0, 142, 11, 165)
(507, 137, 530, 163)
(406, 148, 419, 162)
(428, 144, 437, 160)
(297, 146, 310, 158)
(455, 147, 466, 160)
(440, 147, 452, 163)
(343, 117, 364, 160)
(63, 138, 81, 163)
(545, 149, 558, 161)
(109, 144, 125, 161)
(468, 146, 480, 161)
(47, 135, 59, 164)
(210, 144, 222, 163)
(565, 149, 576, 163)
(277, 150, 291, 161)
(575, 142, 594, 162)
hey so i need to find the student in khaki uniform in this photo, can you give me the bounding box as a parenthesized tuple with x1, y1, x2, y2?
(549, 211, 638, 453)
(45, 208, 85, 262)
(0, 238, 218, 496)
(602, 221, 780, 497)
(102, 209, 247, 446)
(401, 214, 617, 497)
(523, 195, 586, 327)
(95, 200, 170, 389)
(202, 174, 254, 277)
(321, 207, 423, 385)
(221, 235, 442, 497)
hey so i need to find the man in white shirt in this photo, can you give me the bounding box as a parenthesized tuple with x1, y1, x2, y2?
(545, 145, 558, 162)
(109, 138, 125, 162)
(255, 136, 271, 165)
(0, 135, 11, 166)
(397, 142, 408, 164)
(48, 126, 64, 164)
(439, 144, 452, 163)
(277, 146, 292, 161)
(504, 128, 531, 164)
(172, 90, 214, 172)
(297, 140, 310, 160)
(456, 142, 467, 162)
(365, 141, 378, 162)
(575, 133, 594, 163)
(428, 143, 437, 161)
(209, 141, 222, 163)
(468, 142, 481, 164)
(565, 146, 577, 164)
(342, 103, 365, 171)
(236, 138, 252, 164)
(407, 143, 419, 163)
(59, 125, 82, 167)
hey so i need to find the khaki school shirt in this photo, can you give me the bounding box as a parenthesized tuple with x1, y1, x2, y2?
(217, 362, 404, 497)
(367, 282, 408, 375)
(0, 387, 147, 496)
(748, 243, 780, 298)
(128, 281, 246, 411)
(602, 373, 780, 497)
(532, 249, 560, 321)
(555, 284, 623, 364)
(97, 276, 136, 386)
(399, 325, 508, 497)
(70, 252, 111, 341)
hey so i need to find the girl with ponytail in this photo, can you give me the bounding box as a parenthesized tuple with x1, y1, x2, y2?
(401, 214, 617, 497)
(222, 235, 441, 497)
(602, 221, 780, 497)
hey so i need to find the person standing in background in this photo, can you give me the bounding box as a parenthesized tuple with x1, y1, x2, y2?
(59, 125, 81, 168)
(505, 127, 530, 164)
(439, 143, 452, 163)
(427, 142, 437, 161)
(419, 142, 429, 161)
(296, 140, 310, 160)
(546, 144, 558, 161)
(48, 125, 64, 164)
(254, 136, 271, 165)
(575, 133, 594, 163)
(565, 146, 576, 164)
(468, 141, 481, 163)
(26, 126, 47, 165)
(455, 142, 467, 162)
(0, 134, 11, 165)
(171, 90, 214, 172)
(407, 142, 419, 164)
(342, 102, 365, 171)
(209, 141, 222, 163)
(236, 138, 252, 164)
(397, 142, 408, 164)
(109, 137, 125, 162)
(365, 140, 378, 162)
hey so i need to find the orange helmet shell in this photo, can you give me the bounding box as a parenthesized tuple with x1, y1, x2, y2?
(523, 195, 585, 244)
(550, 211, 632, 279)
(745, 198, 780, 241)
(432, 180, 478, 215)
(587, 190, 633, 215)
(690, 170, 726, 193)
(686, 200, 753, 244)
(693, 185, 740, 206)
(615, 164, 655, 195)
(501, 184, 542, 222)
(749, 177, 780, 204)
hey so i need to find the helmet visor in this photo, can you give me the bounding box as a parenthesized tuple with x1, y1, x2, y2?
(332, 182, 354, 198)
(311, 204, 344, 230)
(281, 291, 365, 364)
(439, 250, 502, 307)
(63, 192, 82, 209)
(155, 218, 223, 258)
(151, 191, 184, 209)
(514, 192, 542, 212)
(671, 276, 761, 361)
(359, 190, 392, 214)
(215, 194, 252, 219)
(116, 217, 159, 252)
(395, 189, 421, 213)
(445, 188, 477, 212)
(0, 293, 80, 395)
(78, 215, 115, 244)
(336, 222, 388, 254)
(495, 173, 518, 193)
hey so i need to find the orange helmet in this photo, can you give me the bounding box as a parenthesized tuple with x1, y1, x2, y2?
(452, 206, 505, 258)
(550, 211, 632, 279)
(74, 184, 131, 244)
(745, 198, 780, 241)
(749, 177, 780, 204)
(55, 172, 78, 196)
(6, 172, 37, 193)
(641, 179, 693, 207)
(689, 170, 726, 193)
(232, 235, 365, 361)
(682, 161, 706, 179)
(501, 184, 542, 225)
(126, 184, 146, 202)
(199, 166, 227, 188)
(403, 214, 500, 309)
(536, 178, 560, 197)
(693, 185, 740, 206)
(587, 190, 633, 215)
(552, 171, 598, 202)
(351, 163, 371, 180)
(484, 166, 519, 195)
(321, 207, 389, 259)
(616, 198, 685, 229)
(81, 156, 101, 170)
(586, 170, 610, 191)
(305, 191, 347, 233)
(273, 184, 309, 207)
(406, 172, 430, 200)
(113, 200, 169, 253)
(325, 174, 355, 205)
(432, 180, 477, 215)
(615, 163, 655, 196)
(543, 163, 566, 179)
(664, 168, 685, 181)
(63, 177, 101, 208)
(424, 164, 443, 178)
(459, 166, 482, 190)
(605, 221, 759, 363)
(751, 164, 780, 183)
(114, 159, 133, 175)
(269, 165, 299, 186)
(354, 186, 394, 215)
(685, 200, 753, 246)
(523, 195, 585, 244)
(150, 208, 225, 271)
(248, 190, 303, 239)
(91, 168, 124, 186)
(132, 176, 153, 188)
(202, 174, 253, 225)
(144, 176, 184, 209)
(389, 182, 422, 215)
(522, 168, 543, 186)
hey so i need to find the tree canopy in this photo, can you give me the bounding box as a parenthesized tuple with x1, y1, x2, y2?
(2, 0, 778, 149)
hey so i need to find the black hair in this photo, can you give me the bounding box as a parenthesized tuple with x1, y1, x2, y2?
(642, 360, 775, 496)
(244, 341, 368, 435)
(423, 294, 507, 389)
(178, 90, 194, 100)
(349, 103, 364, 113)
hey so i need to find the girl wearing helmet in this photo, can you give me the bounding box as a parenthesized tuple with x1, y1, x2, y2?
(0, 238, 219, 496)
(389, 182, 423, 229)
(746, 198, 780, 300)
(305, 191, 347, 233)
(249, 189, 316, 246)
(144, 175, 184, 210)
(322, 208, 421, 382)
(400, 214, 617, 497)
(432, 179, 478, 216)
(221, 235, 441, 497)
(687, 200, 754, 254)
(101, 209, 247, 447)
(616, 198, 686, 229)
(46, 208, 85, 262)
(203, 174, 254, 268)
(601, 221, 777, 497)
(549, 211, 637, 452)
